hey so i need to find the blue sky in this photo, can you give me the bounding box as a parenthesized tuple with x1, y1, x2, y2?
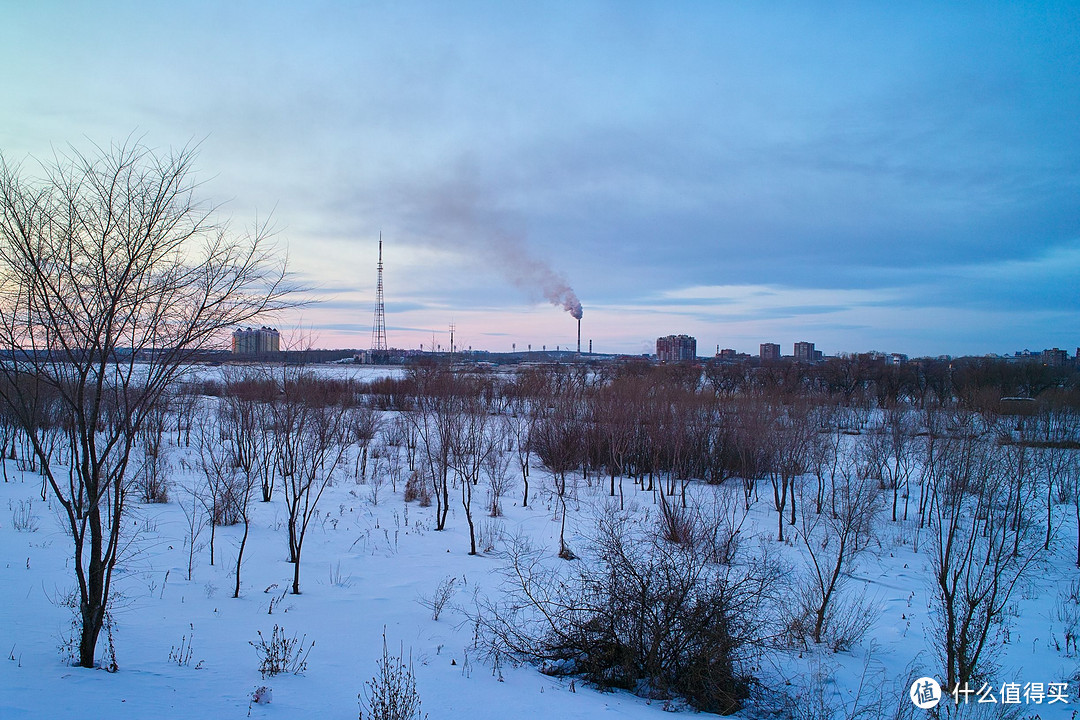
(2, 1, 1077, 357)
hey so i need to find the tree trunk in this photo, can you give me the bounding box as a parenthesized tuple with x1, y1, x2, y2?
(78, 601, 105, 668)
(292, 547, 302, 595)
(463, 479, 477, 555)
(234, 519, 249, 598)
(522, 464, 529, 507)
(209, 518, 216, 566)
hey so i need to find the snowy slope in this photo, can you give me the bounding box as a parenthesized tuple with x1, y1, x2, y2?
(1, 368, 1078, 719)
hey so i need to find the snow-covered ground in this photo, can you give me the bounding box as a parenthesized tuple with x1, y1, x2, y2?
(0, 366, 1078, 719)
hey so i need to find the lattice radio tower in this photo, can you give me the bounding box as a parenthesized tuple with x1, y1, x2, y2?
(371, 233, 387, 354)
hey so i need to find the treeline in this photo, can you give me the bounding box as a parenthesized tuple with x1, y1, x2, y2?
(339, 354, 1080, 413)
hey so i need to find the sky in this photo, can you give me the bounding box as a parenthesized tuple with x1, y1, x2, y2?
(1, 1, 1077, 358)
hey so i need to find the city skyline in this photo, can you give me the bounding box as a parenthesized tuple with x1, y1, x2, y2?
(2, 3, 1077, 357)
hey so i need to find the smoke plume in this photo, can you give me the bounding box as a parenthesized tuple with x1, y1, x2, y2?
(505, 251, 583, 319)
(418, 175, 583, 320)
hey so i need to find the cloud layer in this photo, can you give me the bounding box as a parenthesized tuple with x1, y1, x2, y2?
(1, 2, 1076, 356)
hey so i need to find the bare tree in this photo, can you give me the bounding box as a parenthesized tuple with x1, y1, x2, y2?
(352, 403, 381, 481)
(406, 368, 456, 531)
(916, 404, 946, 529)
(219, 371, 269, 597)
(792, 458, 881, 647)
(0, 140, 290, 667)
(219, 370, 279, 502)
(483, 437, 513, 518)
(0, 391, 16, 482)
(171, 383, 200, 447)
(385, 440, 405, 494)
(368, 453, 387, 505)
(505, 398, 537, 507)
(276, 373, 351, 594)
(134, 399, 171, 503)
(179, 468, 207, 582)
(533, 392, 584, 559)
(766, 400, 813, 542)
(730, 394, 776, 510)
(1033, 408, 1077, 551)
(448, 395, 493, 555)
(806, 404, 842, 515)
(1062, 451, 1080, 567)
(195, 402, 241, 567)
(863, 406, 917, 522)
(592, 378, 637, 504)
(928, 427, 1043, 693)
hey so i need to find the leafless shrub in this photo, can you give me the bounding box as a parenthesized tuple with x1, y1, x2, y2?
(168, 623, 203, 669)
(473, 509, 783, 714)
(417, 576, 457, 621)
(775, 650, 918, 720)
(358, 630, 427, 720)
(476, 518, 503, 554)
(403, 470, 431, 506)
(698, 487, 748, 565)
(825, 590, 879, 653)
(250, 624, 314, 678)
(1055, 578, 1080, 656)
(785, 585, 879, 653)
(134, 454, 171, 504)
(10, 499, 38, 532)
(369, 469, 387, 506)
(658, 497, 695, 544)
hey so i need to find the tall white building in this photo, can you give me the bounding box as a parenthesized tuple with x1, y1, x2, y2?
(656, 334, 697, 363)
(232, 326, 280, 355)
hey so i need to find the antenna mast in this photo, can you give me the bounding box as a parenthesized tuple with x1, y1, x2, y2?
(371, 233, 387, 356)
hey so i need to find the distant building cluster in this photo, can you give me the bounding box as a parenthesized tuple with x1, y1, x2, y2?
(232, 326, 280, 355)
(995, 348, 1079, 368)
(656, 334, 697, 363)
(757, 341, 827, 363)
(793, 341, 824, 363)
(1042, 347, 1070, 367)
(759, 343, 781, 361)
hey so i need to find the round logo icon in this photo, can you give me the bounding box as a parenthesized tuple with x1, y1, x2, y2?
(910, 677, 942, 709)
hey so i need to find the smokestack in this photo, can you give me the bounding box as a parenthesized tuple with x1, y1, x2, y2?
(577, 317, 581, 354)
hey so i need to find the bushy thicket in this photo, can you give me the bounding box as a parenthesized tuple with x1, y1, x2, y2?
(474, 509, 782, 714)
